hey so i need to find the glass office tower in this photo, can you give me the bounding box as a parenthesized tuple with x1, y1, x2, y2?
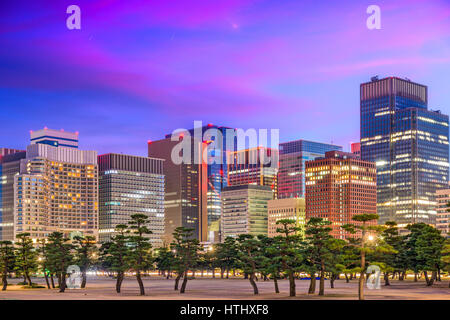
(278, 139, 342, 199)
(98, 154, 165, 246)
(166, 124, 237, 243)
(360, 76, 449, 226)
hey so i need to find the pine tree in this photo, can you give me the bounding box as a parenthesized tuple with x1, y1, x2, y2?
(274, 219, 304, 296)
(304, 217, 333, 296)
(100, 224, 130, 293)
(37, 239, 51, 289)
(126, 214, 154, 295)
(73, 235, 97, 288)
(235, 234, 263, 295)
(341, 214, 394, 300)
(45, 232, 74, 292)
(15, 233, 38, 286)
(170, 227, 201, 293)
(0, 241, 15, 291)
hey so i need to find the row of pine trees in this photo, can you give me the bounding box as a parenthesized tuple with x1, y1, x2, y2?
(1, 213, 449, 299)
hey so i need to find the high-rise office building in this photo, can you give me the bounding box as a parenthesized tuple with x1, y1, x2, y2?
(166, 124, 237, 243)
(98, 154, 165, 246)
(267, 198, 305, 238)
(0, 149, 26, 240)
(278, 140, 342, 199)
(12, 130, 98, 241)
(305, 151, 377, 239)
(221, 185, 272, 239)
(30, 128, 79, 148)
(148, 135, 208, 244)
(360, 76, 449, 226)
(436, 186, 450, 237)
(351, 142, 361, 159)
(226, 147, 278, 197)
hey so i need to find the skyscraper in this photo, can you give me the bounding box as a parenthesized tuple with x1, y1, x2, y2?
(13, 129, 98, 241)
(148, 135, 208, 244)
(0, 149, 26, 240)
(166, 124, 237, 243)
(226, 147, 278, 197)
(436, 186, 450, 238)
(305, 151, 377, 239)
(221, 185, 273, 239)
(360, 77, 449, 226)
(278, 139, 342, 199)
(351, 142, 361, 159)
(30, 128, 79, 148)
(98, 154, 165, 246)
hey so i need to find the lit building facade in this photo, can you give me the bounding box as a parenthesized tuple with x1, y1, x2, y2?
(278, 140, 342, 199)
(13, 139, 98, 242)
(436, 186, 450, 237)
(148, 135, 208, 244)
(226, 147, 278, 198)
(0, 149, 26, 240)
(98, 154, 165, 246)
(166, 124, 237, 243)
(305, 151, 377, 239)
(351, 142, 361, 159)
(267, 198, 305, 238)
(360, 77, 449, 226)
(221, 185, 272, 239)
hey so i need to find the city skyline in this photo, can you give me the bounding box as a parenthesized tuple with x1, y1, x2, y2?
(1, 0, 450, 156)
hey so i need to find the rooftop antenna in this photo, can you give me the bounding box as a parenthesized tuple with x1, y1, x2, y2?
(371, 75, 379, 82)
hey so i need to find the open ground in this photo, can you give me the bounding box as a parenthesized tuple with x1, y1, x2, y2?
(0, 276, 448, 300)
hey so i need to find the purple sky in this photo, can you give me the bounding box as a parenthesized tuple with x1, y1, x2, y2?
(1, 0, 449, 156)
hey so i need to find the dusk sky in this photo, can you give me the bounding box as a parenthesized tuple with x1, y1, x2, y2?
(1, 0, 449, 156)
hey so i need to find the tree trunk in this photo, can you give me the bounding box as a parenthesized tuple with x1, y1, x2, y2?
(273, 277, 280, 293)
(212, 268, 215, 278)
(50, 274, 55, 288)
(359, 250, 365, 300)
(44, 272, 50, 289)
(288, 271, 296, 296)
(1, 275, 7, 291)
(426, 271, 436, 287)
(136, 271, 145, 295)
(226, 268, 229, 279)
(345, 273, 349, 283)
(57, 273, 62, 288)
(116, 272, 123, 293)
(180, 271, 189, 293)
(174, 273, 182, 290)
(59, 273, 66, 292)
(26, 272, 32, 286)
(81, 270, 87, 288)
(308, 274, 316, 294)
(319, 264, 325, 296)
(330, 274, 335, 288)
(424, 271, 432, 286)
(249, 273, 258, 295)
(384, 273, 390, 286)
(414, 273, 418, 282)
